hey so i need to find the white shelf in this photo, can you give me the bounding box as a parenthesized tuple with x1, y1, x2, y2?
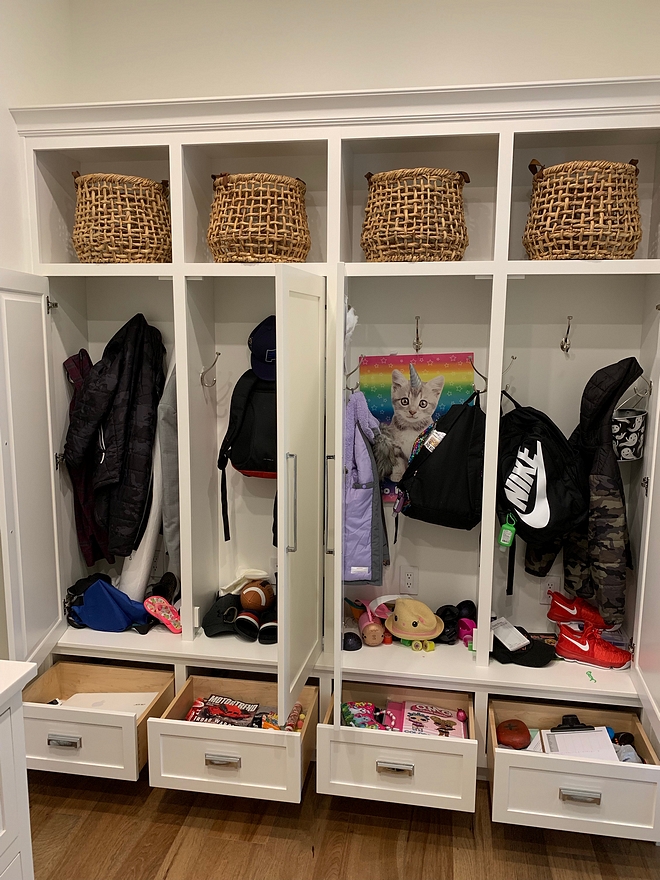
(184, 261, 328, 277)
(55, 625, 278, 673)
(39, 263, 174, 277)
(344, 261, 494, 277)
(341, 640, 640, 706)
(507, 259, 660, 276)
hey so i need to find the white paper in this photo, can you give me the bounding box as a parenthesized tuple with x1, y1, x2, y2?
(541, 726, 618, 762)
(61, 692, 159, 716)
(526, 731, 543, 752)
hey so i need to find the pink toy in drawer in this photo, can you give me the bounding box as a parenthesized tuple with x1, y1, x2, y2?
(385, 701, 467, 738)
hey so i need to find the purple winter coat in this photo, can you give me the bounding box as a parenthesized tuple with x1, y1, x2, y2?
(343, 392, 389, 584)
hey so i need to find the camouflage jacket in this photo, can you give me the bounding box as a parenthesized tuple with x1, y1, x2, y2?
(526, 357, 643, 625)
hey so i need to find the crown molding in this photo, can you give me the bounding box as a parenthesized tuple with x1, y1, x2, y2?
(10, 77, 660, 138)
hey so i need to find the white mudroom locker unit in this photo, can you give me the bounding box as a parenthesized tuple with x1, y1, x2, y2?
(0, 78, 660, 841)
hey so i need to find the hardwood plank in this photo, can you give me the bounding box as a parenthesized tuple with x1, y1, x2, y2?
(28, 768, 660, 880)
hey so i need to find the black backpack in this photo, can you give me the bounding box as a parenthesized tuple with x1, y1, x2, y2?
(397, 392, 486, 531)
(497, 391, 588, 548)
(218, 369, 276, 541)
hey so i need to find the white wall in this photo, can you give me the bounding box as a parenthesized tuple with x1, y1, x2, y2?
(5, 0, 660, 106)
(0, 1, 73, 271)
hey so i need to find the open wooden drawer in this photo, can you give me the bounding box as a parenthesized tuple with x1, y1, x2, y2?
(317, 683, 478, 811)
(488, 698, 660, 841)
(148, 676, 318, 803)
(23, 661, 174, 781)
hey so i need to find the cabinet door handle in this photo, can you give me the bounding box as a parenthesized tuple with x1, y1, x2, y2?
(376, 760, 414, 776)
(286, 452, 298, 553)
(559, 788, 601, 805)
(47, 734, 82, 749)
(205, 753, 241, 769)
(325, 454, 334, 555)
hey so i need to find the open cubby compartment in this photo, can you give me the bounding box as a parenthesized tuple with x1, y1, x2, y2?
(182, 140, 328, 263)
(341, 134, 499, 263)
(34, 145, 171, 264)
(509, 128, 660, 261)
(184, 276, 277, 636)
(494, 273, 660, 637)
(47, 275, 175, 612)
(344, 274, 492, 617)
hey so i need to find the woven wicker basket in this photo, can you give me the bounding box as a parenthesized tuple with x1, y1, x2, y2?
(360, 167, 470, 262)
(207, 173, 311, 263)
(72, 172, 172, 263)
(522, 159, 642, 260)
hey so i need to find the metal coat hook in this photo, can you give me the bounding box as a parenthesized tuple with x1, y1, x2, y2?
(345, 355, 364, 392)
(468, 354, 517, 393)
(413, 316, 422, 353)
(200, 352, 221, 387)
(560, 316, 573, 353)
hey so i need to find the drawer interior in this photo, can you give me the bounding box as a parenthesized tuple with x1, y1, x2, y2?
(489, 698, 660, 765)
(326, 682, 475, 739)
(23, 662, 174, 724)
(161, 676, 318, 737)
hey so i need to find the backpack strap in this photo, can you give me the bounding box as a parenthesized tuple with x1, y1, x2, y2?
(506, 534, 516, 596)
(218, 370, 261, 542)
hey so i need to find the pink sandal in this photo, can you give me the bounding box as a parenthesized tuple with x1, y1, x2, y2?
(144, 596, 182, 633)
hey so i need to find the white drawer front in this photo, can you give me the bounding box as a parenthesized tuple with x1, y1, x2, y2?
(148, 718, 303, 803)
(492, 749, 660, 840)
(317, 723, 478, 811)
(24, 704, 138, 780)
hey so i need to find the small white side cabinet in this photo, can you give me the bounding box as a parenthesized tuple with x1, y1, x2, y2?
(0, 661, 38, 880)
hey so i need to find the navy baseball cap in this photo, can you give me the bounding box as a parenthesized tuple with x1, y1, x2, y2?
(248, 315, 276, 381)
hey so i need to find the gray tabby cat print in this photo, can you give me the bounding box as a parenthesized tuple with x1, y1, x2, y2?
(383, 363, 445, 482)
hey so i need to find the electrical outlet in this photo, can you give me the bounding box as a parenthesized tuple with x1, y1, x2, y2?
(540, 575, 561, 605)
(400, 566, 418, 595)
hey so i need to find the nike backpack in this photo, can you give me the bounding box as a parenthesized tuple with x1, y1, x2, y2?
(396, 391, 486, 531)
(497, 390, 588, 547)
(217, 370, 276, 541)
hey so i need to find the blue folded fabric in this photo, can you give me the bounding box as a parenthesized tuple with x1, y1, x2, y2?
(68, 578, 150, 632)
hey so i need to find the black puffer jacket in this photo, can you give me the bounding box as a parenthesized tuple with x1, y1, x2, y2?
(64, 314, 165, 557)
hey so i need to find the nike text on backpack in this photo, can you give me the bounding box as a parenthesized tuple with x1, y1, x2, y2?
(217, 316, 277, 542)
(498, 391, 588, 544)
(497, 390, 589, 593)
(396, 391, 486, 532)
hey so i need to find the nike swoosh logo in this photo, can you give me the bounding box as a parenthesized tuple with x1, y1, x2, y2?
(555, 603, 578, 616)
(505, 440, 551, 529)
(561, 634, 590, 652)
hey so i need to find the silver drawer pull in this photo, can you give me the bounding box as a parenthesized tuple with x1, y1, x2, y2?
(559, 788, 601, 805)
(205, 753, 241, 769)
(376, 760, 414, 776)
(47, 734, 82, 749)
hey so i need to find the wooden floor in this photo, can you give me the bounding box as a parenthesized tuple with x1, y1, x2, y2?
(28, 768, 660, 880)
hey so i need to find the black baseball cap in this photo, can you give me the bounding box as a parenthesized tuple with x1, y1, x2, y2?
(202, 593, 241, 637)
(491, 626, 556, 668)
(248, 315, 276, 381)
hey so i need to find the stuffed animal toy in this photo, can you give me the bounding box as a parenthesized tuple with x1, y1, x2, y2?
(385, 598, 444, 640)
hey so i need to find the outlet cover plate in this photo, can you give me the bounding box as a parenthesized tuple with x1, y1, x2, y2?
(540, 576, 560, 605)
(400, 566, 418, 595)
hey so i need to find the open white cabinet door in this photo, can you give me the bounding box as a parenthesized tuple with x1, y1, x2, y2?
(0, 269, 63, 664)
(276, 267, 325, 722)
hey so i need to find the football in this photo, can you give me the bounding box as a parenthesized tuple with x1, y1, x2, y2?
(240, 579, 275, 611)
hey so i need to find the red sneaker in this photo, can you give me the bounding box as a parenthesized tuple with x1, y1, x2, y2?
(547, 591, 607, 629)
(555, 624, 631, 669)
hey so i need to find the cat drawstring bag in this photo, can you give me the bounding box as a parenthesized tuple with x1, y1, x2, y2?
(612, 382, 648, 462)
